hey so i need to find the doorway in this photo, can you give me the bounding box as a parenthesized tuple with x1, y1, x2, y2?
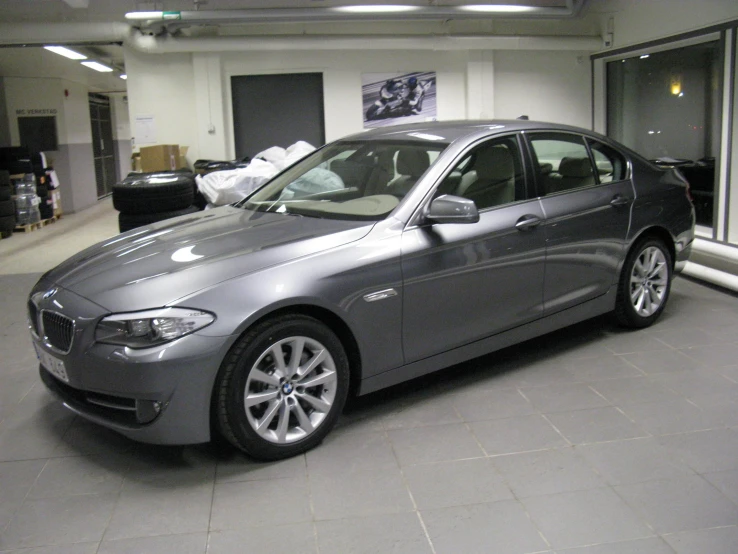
(89, 93, 118, 198)
(231, 73, 325, 159)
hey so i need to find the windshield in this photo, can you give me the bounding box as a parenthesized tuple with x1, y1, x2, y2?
(242, 139, 448, 221)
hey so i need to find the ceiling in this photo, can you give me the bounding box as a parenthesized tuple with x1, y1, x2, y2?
(0, 0, 592, 92)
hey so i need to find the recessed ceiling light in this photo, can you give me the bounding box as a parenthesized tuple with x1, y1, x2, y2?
(44, 46, 87, 60)
(125, 11, 164, 20)
(334, 5, 420, 13)
(81, 61, 114, 73)
(120, 74, 128, 80)
(459, 4, 537, 13)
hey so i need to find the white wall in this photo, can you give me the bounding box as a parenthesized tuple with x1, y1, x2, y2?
(493, 50, 592, 128)
(590, 0, 738, 49)
(125, 45, 593, 162)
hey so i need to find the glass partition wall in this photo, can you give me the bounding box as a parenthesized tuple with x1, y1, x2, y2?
(606, 41, 721, 229)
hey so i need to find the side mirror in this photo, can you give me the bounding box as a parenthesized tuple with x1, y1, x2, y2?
(426, 194, 480, 224)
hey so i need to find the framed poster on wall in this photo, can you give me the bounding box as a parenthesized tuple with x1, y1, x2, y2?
(362, 72, 437, 128)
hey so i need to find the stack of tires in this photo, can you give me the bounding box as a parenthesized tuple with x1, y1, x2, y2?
(113, 170, 200, 233)
(0, 170, 15, 238)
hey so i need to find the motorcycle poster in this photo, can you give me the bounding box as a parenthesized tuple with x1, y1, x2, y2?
(362, 71, 437, 128)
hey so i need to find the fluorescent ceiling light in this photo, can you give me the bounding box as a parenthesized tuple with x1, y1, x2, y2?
(120, 74, 128, 80)
(334, 5, 419, 13)
(459, 4, 537, 13)
(44, 45, 87, 60)
(125, 11, 164, 20)
(640, 54, 650, 59)
(81, 61, 114, 73)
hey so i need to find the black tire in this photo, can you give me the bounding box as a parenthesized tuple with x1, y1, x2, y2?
(118, 205, 199, 232)
(0, 214, 15, 234)
(0, 170, 9, 186)
(0, 199, 15, 217)
(614, 237, 673, 328)
(0, 184, 10, 201)
(113, 174, 195, 215)
(214, 315, 350, 461)
(2, 160, 33, 175)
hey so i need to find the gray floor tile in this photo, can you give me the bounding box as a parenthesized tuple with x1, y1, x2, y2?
(658, 429, 738, 473)
(403, 457, 513, 510)
(564, 354, 644, 381)
(316, 513, 431, 554)
(0, 459, 46, 530)
(306, 431, 397, 476)
(702, 469, 738, 505)
(589, 377, 679, 406)
(650, 369, 738, 399)
(576, 437, 694, 485)
(210, 477, 311, 530)
(556, 537, 674, 553)
(492, 447, 605, 498)
(469, 414, 568, 455)
(663, 526, 738, 554)
(422, 500, 549, 554)
(689, 392, 738, 427)
(123, 446, 217, 489)
(620, 399, 725, 436)
(522, 488, 652, 549)
(451, 387, 536, 422)
(600, 332, 669, 355)
(0, 544, 99, 554)
(521, 383, 609, 413)
(0, 493, 117, 550)
(52, 418, 137, 458)
(98, 533, 207, 554)
(679, 343, 738, 367)
(208, 525, 316, 554)
(310, 467, 413, 520)
(652, 327, 736, 349)
(614, 476, 738, 534)
(382, 395, 462, 429)
(388, 423, 484, 466)
(215, 452, 306, 483)
(546, 407, 648, 444)
(27, 454, 127, 499)
(621, 349, 704, 375)
(104, 483, 213, 541)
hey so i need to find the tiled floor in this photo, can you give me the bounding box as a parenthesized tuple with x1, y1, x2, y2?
(2, 200, 738, 553)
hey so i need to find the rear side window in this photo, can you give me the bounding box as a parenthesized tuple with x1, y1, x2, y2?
(588, 139, 628, 183)
(528, 133, 596, 195)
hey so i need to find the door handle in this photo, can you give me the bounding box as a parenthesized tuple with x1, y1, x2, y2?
(610, 194, 630, 207)
(515, 214, 541, 231)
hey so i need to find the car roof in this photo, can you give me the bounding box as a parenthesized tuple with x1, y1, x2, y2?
(343, 119, 607, 145)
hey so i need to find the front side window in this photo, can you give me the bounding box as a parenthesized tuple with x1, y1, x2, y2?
(529, 133, 596, 195)
(435, 136, 525, 210)
(244, 140, 448, 220)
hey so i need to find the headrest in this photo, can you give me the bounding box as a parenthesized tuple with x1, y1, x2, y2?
(558, 157, 593, 178)
(396, 148, 430, 177)
(475, 146, 514, 181)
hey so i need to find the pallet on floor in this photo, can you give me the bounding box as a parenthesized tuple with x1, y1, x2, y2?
(13, 216, 59, 233)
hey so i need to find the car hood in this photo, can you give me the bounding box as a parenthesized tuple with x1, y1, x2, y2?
(44, 206, 373, 312)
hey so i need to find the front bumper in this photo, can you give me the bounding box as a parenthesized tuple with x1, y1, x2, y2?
(30, 282, 234, 445)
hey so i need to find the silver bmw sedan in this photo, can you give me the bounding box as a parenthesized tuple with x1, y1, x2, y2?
(28, 120, 695, 460)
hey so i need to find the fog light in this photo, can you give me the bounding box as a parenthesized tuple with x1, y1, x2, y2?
(136, 399, 164, 424)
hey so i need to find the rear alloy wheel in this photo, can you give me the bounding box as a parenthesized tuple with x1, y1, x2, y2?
(215, 315, 349, 460)
(614, 237, 672, 328)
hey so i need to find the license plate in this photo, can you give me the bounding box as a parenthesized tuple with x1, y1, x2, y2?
(34, 342, 69, 383)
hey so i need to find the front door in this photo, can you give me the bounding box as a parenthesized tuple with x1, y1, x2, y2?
(401, 135, 546, 363)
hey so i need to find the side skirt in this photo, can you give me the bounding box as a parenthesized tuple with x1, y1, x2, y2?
(358, 288, 616, 395)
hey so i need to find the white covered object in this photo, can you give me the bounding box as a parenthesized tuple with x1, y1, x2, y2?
(254, 141, 315, 171)
(196, 159, 278, 205)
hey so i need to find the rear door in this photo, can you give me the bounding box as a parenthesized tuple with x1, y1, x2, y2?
(401, 134, 546, 362)
(525, 132, 633, 315)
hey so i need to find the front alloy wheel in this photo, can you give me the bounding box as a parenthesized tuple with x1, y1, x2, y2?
(615, 237, 672, 328)
(214, 315, 349, 460)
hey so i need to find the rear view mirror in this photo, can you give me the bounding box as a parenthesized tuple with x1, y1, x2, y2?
(426, 194, 479, 224)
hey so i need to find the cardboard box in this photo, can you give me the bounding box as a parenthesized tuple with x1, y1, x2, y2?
(139, 144, 181, 172)
(178, 145, 189, 170)
(130, 153, 142, 173)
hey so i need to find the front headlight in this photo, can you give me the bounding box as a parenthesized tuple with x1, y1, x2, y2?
(95, 307, 215, 348)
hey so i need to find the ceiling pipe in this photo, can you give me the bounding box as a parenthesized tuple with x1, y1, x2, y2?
(126, 2, 587, 28)
(0, 22, 130, 47)
(126, 33, 603, 54)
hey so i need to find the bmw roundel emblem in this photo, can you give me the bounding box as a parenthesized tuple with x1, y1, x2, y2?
(43, 288, 58, 300)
